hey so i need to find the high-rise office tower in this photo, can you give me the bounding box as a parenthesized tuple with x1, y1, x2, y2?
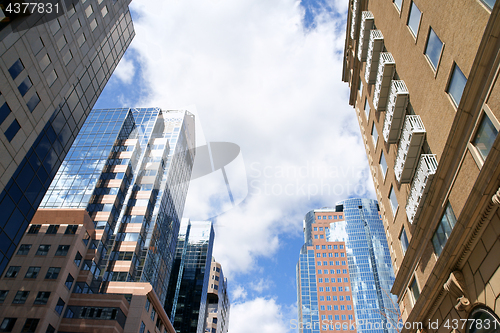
(296, 198, 399, 333)
(0, 107, 195, 332)
(342, 0, 500, 330)
(165, 219, 215, 333)
(205, 259, 230, 333)
(0, 0, 134, 274)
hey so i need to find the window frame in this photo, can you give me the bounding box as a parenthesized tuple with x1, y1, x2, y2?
(432, 202, 457, 256)
(399, 226, 410, 255)
(446, 62, 467, 107)
(406, 1, 422, 39)
(379, 150, 388, 180)
(409, 276, 420, 306)
(424, 26, 444, 73)
(468, 105, 500, 168)
(389, 185, 399, 217)
(371, 122, 378, 146)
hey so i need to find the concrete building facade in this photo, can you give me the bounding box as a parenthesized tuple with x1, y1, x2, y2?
(342, 0, 500, 331)
(0, 0, 134, 275)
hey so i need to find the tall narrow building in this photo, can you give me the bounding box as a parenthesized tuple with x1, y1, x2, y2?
(205, 259, 230, 333)
(0, 0, 134, 274)
(343, 0, 500, 330)
(0, 107, 195, 332)
(297, 198, 399, 333)
(165, 219, 215, 333)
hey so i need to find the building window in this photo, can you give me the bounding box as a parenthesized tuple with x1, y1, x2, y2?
(380, 151, 388, 178)
(8, 59, 24, 79)
(5, 120, 21, 142)
(432, 203, 457, 256)
(77, 33, 86, 47)
(480, 0, 496, 10)
(13, 290, 30, 304)
(0, 101, 12, 125)
(424, 27, 443, 70)
(472, 113, 499, 162)
(5, 266, 20, 278)
(46, 225, 59, 234)
(409, 277, 420, 305)
(34, 291, 50, 305)
(101, 5, 108, 16)
(389, 186, 398, 216)
(17, 244, 31, 255)
(27, 93, 40, 112)
(407, 1, 421, 37)
(18, 77, 33, 96)
(55, 245, 70, 256)
(25, 267, 41, 279)
(27, 225, 41, 234)
(21, 318, 39, 333)
(364, 97, 370, 120)
(372, 122, 378, 145)
(394, 0, 403, 10)
(65, 274, 74, 290)
(55, 298, 65, 315)
(45, 267, 61, 280)
(400, 227, 409, 254)
(447, 64, 467, 106)
(72, 18, 81, 32)
(57, 35, 67, 51)
(0, 318, 17, 332)
(46, 325, 56, 333)
(46, 70, 58, 87)
(0, 290, 8, 303)
(36, 245, 51, 256)
(65, 225, 79, 234)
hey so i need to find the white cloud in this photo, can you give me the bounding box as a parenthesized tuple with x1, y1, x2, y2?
(231, 284, 248, 302)
(114, 57, 136, 84)
(249, 278, 274, 293)
(230, 297, 291, 333)
(127, 0, 373, 316)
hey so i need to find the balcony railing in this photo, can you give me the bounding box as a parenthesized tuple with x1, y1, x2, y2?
(357, 11, 374, 62)
(373, 53, 395, 111)
(394, 115, 426, 183)
(406, 154, 438, 224)
(350, 0, 359, 40)
(383, 80, 409, 143)
(364, 30, 384, 84)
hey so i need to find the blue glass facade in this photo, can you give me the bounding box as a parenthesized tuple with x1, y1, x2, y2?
(297, 245, 320, 333)
(165, 219, 214, 333)
(39, 107, 195, 303)
(330, 199, 399, 333)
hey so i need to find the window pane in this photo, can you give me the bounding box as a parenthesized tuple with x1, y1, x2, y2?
(448, 64, 467, 106)
(394, 0, 403, 10)
(380, 152, 387, 177)
(364, 97, 370, 119)
(425, 28, 443, 69)
(407, 2, 421, 37)
(5, 119, 21, 142)
(389, 186, 398, 215)
(371, 123, 378, 144)
(481, 0, 496, 10)
(432, 203, 457, 256)
(473, 114, 498, 161)
(400, 227, 409, 254)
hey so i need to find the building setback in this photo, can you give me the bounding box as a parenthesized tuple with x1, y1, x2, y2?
(297, 198, 399, 333)
(0, 0, 134, 275)
(0, 107, 195, 331)
(343, 0, 500, 331)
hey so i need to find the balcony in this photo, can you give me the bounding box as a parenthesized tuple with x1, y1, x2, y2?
(406, 154, 438, 224)
(357, 11, 374, 62)
(383, 80, 409, 143)
(350, 0, 359, 40)
(364, 30, 384, 84)
(394, 115, 426, 183)
(373, 53, 395, 111)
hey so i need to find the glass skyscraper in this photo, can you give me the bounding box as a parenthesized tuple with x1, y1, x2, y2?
(40, 107, 196, 304)
(297, 198, 399, 333)
(165, 219, 214, 333)
(0, 0, 134, 275)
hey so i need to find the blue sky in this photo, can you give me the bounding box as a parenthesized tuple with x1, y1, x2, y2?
(93, 0, 374, 331)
